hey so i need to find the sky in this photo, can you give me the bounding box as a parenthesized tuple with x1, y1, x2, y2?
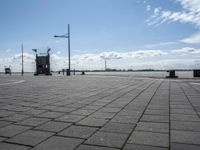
(0, 0, 200, 71)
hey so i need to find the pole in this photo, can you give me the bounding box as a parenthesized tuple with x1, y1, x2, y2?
(21, 44, 24, 76)
(105, 59, 107, 71)
(68, 24, 71, 76)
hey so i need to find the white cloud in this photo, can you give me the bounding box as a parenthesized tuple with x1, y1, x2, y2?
(146, 0, 200, 45)
(171, 47, 200, 54)
(181, 32, 200, 44)
(1, 47, 200, 71)
(146, 5, 151, 11)
(0, 50, 167, 72)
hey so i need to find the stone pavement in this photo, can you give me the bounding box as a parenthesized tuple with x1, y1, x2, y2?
(0, 75, 200, 150)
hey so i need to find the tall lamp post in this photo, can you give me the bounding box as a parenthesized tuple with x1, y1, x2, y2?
(54, 24, 71, 76)
(21, 44, 24, 76)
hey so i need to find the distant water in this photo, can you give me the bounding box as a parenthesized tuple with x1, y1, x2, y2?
(86, 71, 194, 78)
(0, 71, 195, 78)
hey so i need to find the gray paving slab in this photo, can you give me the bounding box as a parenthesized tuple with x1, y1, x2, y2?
(171, 143, 200, 150)
(171, 130, 200, 145)
(58, 125, 98, 138)
(16, 117, 51, 126)
(31, 136, 83, 150)
(100, 122, 135, 134)
(76, 144, 120, 150)
(0, 142, 30, 150)
(135, 122, 169, 133)
(6, 130, 54, 146)
(85, 131, 128, 148)
(77, 117, 108, 127)
(0, 124, 31, 137)
(1, 75, 200, 149)
(171, 121, 200, 132)
(35, 121, 72, 132)
(0, 120, 12, 128)
(55, 114, 86, 123)
(128, 131, 169, 148)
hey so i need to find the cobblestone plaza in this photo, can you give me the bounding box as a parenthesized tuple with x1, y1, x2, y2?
(0, 75, 200, 150)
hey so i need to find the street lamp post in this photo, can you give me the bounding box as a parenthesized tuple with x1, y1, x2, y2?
(21, 44, 24, 76)
(54, 24, 71, 76)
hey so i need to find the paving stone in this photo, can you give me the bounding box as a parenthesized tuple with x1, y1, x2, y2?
(83, 105, 103, 110)
(170, 114, 200, 122)
(0, 124, 31, 137)
(99, 107, 121, 113)
(36, 111, 65, 119)
(4, 114, 30, 122)
(77, 144, 119, 150)
(16, 117, 50, 126)
(6, 130, 54, 146)
(23, 109, 47, 115)
(31, 136, 83, 150)
(0, 110, 15, 117)
(123, 143, 168, 150)
(135, 122, 169, 133)
(38, 105, 58, 111)
(117, 110, 142, 117)
(89, 112, 115, 119)
(35, 121, 71, 132)
(144, 109, 169, 116)
(171, 121, 200, 132)
(70, 109, 96, 116)
(0, 137, 6, 141)
(0, 142, 30, 150)
(52, 107, 77, 113)
(56, 114, 85, 123)
(100, 122, 135, 134)
(171, 143, 200, 150)
(0, 120, 12, 128)
(171, 109, 196, 115)
(111, 116, 138, 124)
(58, 125, 98, 138)
(141, 115, 169, 123)
(128, 131, 169, 147)
(85, 131, 128, 148)
(171, 130, 200, 145)
(77, 117, 108, 127)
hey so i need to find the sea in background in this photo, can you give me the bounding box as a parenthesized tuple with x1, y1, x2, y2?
(86, 71, 194, 78)
(0, 71, 196, 78)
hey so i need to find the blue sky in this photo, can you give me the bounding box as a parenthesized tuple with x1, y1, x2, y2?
(0, 0, 200, 71)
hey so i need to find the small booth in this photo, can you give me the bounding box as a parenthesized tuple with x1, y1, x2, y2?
(166, 70, 178, 78)
(33, 48, 52, 76)
(5, 67, 11, 75)
(193, 70, 200, 77)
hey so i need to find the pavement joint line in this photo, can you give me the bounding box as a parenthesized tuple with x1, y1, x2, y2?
(169, 81, 171, 150)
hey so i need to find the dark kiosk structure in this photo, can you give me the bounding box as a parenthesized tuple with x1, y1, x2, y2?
(5, 67, 11, 75)
(194, 69, 200, 77)
(33, 48, 52, 76)
(166, 70, 178, 78)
